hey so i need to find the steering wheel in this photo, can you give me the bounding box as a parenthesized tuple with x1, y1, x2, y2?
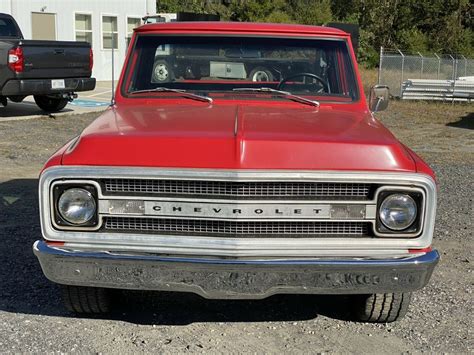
(277, 72, 328, 92)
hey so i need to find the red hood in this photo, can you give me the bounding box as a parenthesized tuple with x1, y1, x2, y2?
(61, 103, 415, 171)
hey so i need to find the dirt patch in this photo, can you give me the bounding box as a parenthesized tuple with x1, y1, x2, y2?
(377, 100, 474, 164)
(0, 112, 100, 179)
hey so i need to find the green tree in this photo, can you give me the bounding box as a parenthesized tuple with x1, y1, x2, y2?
(330, 0, 473, 65)
(156, 0, 233, 19)
(286, 0, 333, 25)
(229, 0, 288, 22)
(154, 0, 474, 65)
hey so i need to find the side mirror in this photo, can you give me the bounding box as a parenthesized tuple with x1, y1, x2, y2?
(369, 85, 389, 112)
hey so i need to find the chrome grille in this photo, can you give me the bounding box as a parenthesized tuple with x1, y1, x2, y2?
(102, 179, 372, 200)
(104, 217, 369, 238)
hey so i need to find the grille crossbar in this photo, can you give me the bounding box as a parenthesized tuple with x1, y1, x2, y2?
(104, 217, 369, 238)
(102, 179, 372, 200)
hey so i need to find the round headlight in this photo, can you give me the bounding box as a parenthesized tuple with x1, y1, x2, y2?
(58, 188, 96, 225)
(379, 194, 417, 231)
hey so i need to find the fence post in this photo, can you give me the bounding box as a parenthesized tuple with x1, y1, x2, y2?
(434, 53, 440, 79)
(449, 55, 456, 102)
(454, 57, 458, 81)
(449, 55, 455, 81)
(378, 46, 383, 85)
(398, 49, 405, 97)
(461, 55, 467, 77)
(418, 52, 423, 78)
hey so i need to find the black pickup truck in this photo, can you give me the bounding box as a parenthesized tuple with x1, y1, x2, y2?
(0, 13, 95, 112)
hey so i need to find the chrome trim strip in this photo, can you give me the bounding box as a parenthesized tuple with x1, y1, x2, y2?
(98, 195, 374, 204)
(99, 214, 374, 223)
(33, 240, 440, 299)
(39, 166, 433, 183)
(39, 166, 437, 257)
(98, 199, 375, 220)
(61, 241, 398, 258)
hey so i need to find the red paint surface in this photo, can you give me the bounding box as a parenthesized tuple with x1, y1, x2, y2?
(134, 22, 347, 37)
(62, 102, 417, 171)
(46, 22, 434, 178)
(42, 142, 71, 173)
(408, 247, 432, 254)
(45, 241, 65, 246)
(404, 146, 437, 181)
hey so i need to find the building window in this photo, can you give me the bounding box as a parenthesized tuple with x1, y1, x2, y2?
(126, 17, 141, 47)
(75, 14, 92, 44)
(102, 15, 118, 49)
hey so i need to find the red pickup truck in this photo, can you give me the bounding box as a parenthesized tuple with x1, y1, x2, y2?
(33, 22, 439, 322)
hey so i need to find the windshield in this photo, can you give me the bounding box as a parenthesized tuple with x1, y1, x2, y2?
(124, 35, 359, 101)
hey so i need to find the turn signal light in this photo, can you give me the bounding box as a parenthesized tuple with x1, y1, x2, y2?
(89, 48, 94, 71)
(8, 47, 24, 73)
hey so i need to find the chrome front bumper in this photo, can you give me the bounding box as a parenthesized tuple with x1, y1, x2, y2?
(33, 241, 439, 300)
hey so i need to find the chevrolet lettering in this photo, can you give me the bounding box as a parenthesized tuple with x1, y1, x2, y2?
(33, 22, 439, 323)
(144, 201, 332, 219)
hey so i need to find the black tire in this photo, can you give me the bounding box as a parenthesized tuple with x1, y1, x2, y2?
(353, 292, 412, 323)
(34, 95, 68, 113)
(152, 60, 174, 83)
(248, 67, 274, 82)
(61, 285, 111, 314)
(8, 95, 26, 103)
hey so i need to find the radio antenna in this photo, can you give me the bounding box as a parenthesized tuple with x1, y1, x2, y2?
(110, 34, 116, 106)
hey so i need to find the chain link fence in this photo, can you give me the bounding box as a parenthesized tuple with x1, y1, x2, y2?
(378, 47, 474, 98)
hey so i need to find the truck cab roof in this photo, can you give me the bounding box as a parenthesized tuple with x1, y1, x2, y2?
(135, 21, 349, 37)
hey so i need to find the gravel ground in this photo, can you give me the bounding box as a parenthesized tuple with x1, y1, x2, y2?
(0, 101, 472, 353)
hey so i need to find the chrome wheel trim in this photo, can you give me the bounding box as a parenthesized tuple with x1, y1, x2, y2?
(154, 63, 169, 82)
(251, 70, 270, 82)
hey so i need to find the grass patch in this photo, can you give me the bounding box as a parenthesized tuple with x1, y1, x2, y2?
(358, 67, 378, 95)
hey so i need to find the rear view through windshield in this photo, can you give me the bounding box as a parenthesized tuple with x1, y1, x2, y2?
(125, 35, 359, 101)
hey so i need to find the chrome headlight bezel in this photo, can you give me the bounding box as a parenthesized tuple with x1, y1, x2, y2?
(52, 183, 98, 229)
(375, 187, 424, 237)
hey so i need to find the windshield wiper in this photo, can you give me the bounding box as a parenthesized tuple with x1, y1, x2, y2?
(232, 87, 319, 107)
(129, 87, 213, 103)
